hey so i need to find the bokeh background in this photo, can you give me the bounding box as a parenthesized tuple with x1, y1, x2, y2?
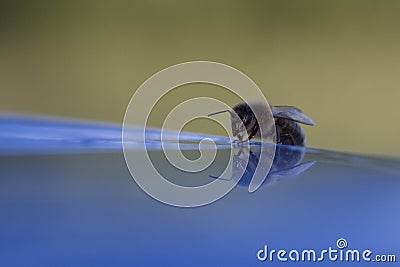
(1, 0, 399, 156)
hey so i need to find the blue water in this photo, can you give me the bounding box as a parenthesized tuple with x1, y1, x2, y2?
(0, 115, 399, 266)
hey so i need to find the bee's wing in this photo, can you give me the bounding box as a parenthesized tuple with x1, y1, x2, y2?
(271, 105, 315, 126)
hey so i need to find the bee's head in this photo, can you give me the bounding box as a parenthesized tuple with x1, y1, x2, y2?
(209, 102, 276, 142)
(231, 103, 256, 140)
(207, 102, 255, 141)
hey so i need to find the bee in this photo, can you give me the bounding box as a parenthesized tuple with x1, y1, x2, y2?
(208, 102, 315, 146)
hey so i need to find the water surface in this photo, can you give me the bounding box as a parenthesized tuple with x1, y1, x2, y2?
(1, 116, 399, 266)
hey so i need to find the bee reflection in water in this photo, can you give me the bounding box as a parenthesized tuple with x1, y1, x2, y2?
(211, 145, 316, 189)
(241, 145, 315, 187)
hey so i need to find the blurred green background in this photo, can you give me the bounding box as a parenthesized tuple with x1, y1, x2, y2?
(1, 0, 399, 156)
